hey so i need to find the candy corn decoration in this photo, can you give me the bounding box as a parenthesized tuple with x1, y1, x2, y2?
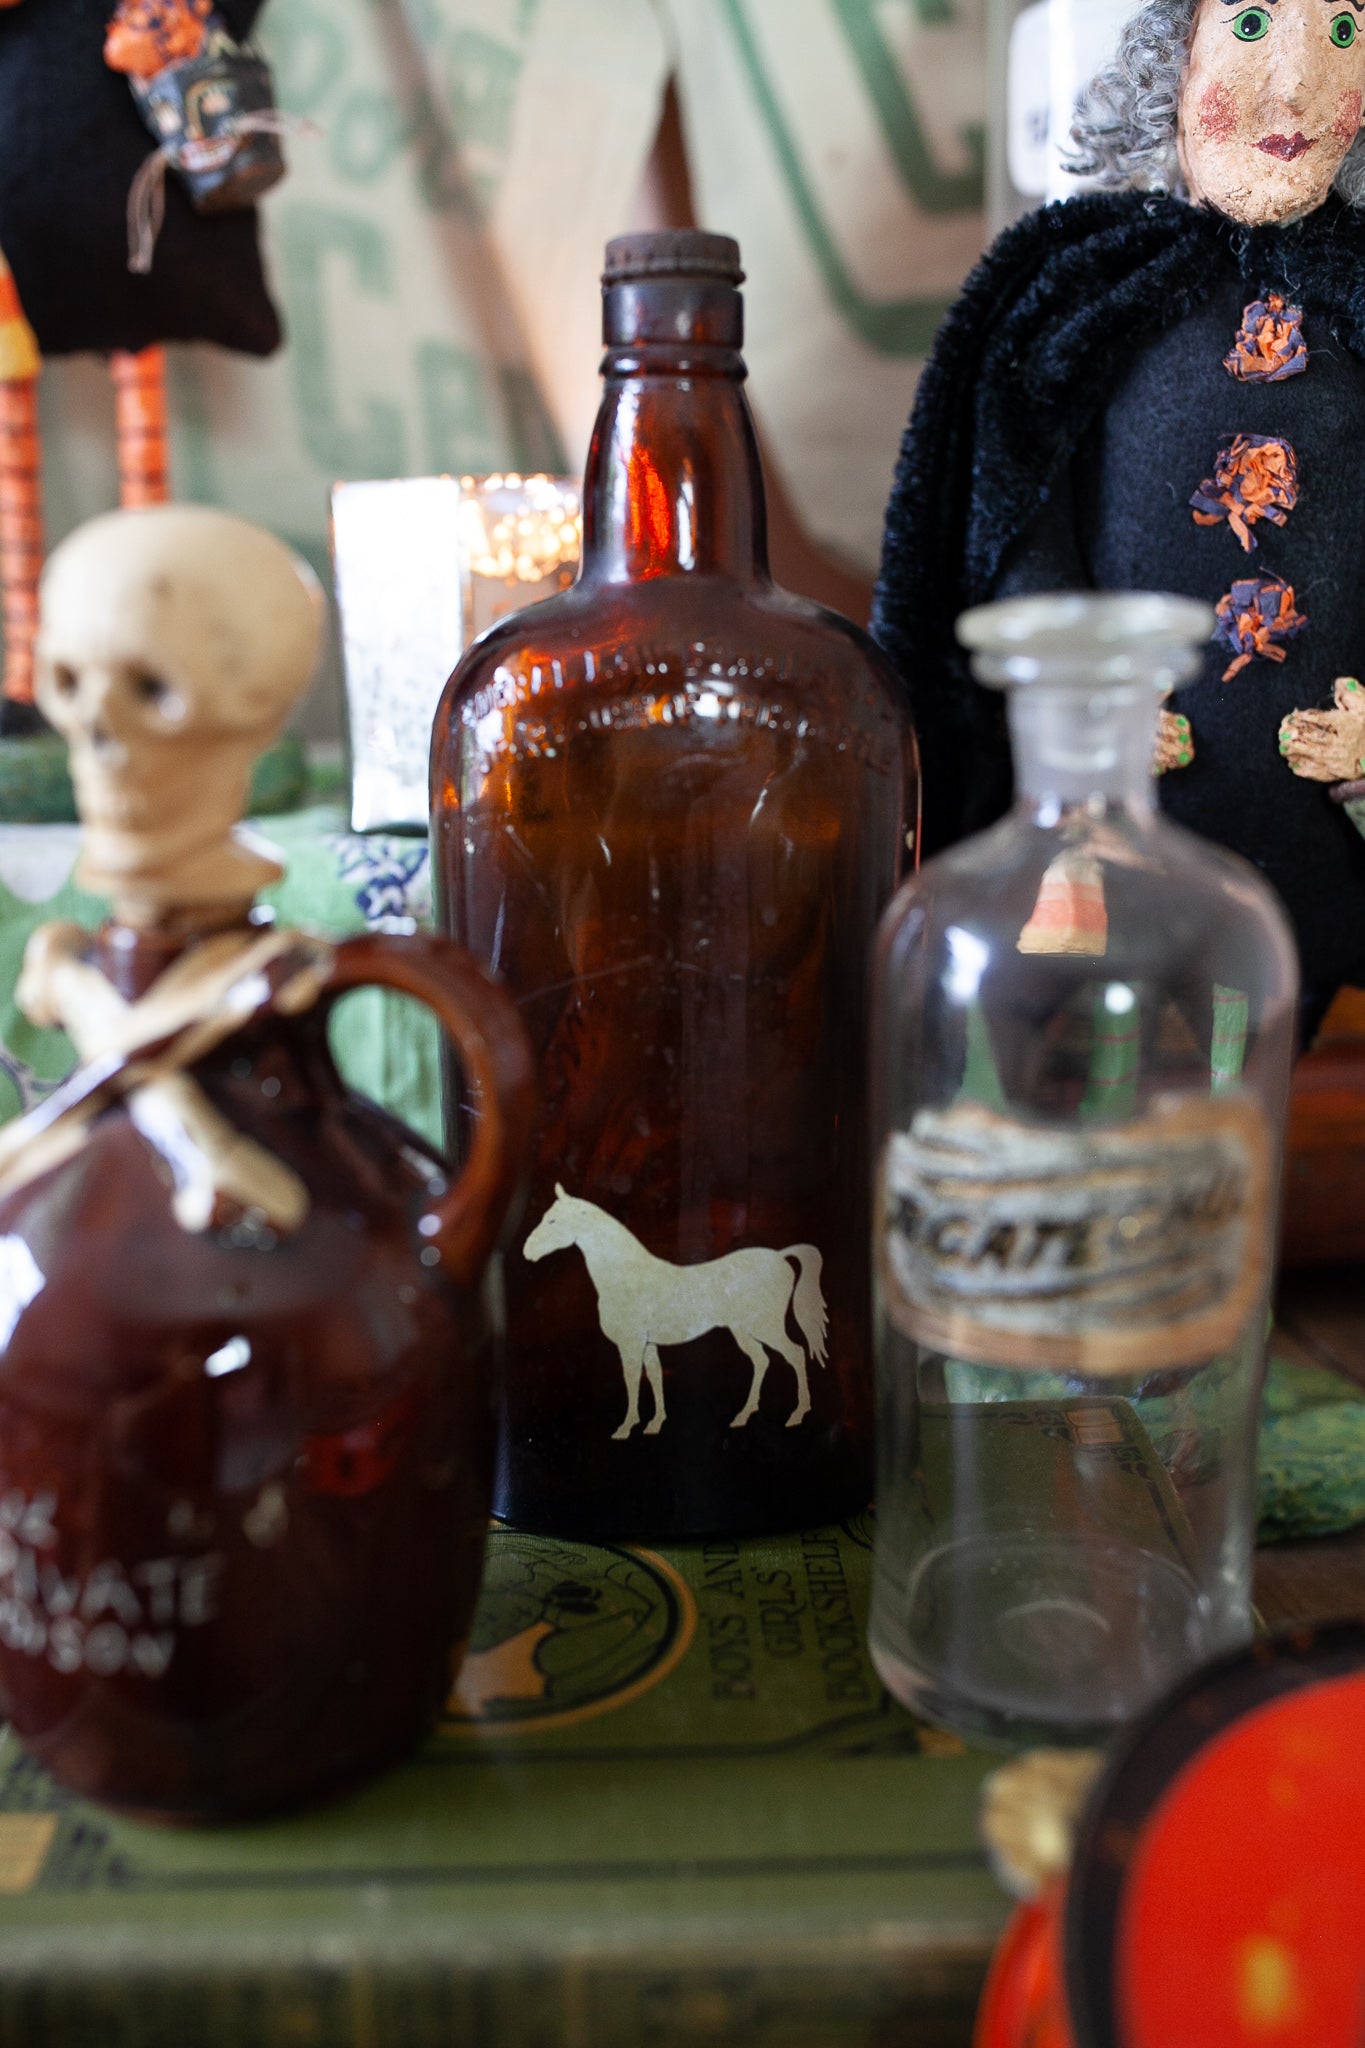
(1017, 850, 1108, 958)
(111, 347, 169, 506)
(0, 248, 43, 706)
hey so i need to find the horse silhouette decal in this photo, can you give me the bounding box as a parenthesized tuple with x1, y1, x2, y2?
(523, 1186, 829, 1441)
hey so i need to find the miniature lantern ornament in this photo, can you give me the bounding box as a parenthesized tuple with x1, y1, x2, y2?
(104, 0, 289, 272)
(35, 506, 320, 925)
(330, 473, 581, 833)
(874, 0, 1365, 1034)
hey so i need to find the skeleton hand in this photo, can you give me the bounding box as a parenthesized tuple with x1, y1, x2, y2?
(1154, 707, 1194, 776)
(15, 923, 89, 1031)
(1279, 676, 1365, 783)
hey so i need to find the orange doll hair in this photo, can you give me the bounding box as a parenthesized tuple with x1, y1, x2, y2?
(104, 0, 214, 81)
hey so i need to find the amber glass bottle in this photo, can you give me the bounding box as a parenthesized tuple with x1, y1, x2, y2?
(432, 231, 918, 1537)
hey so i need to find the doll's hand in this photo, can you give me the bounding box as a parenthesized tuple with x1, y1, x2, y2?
(1279, 677, 1365, 782)
(1154, 707, 1194, 776)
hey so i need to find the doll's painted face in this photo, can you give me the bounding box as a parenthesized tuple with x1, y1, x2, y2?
(1179, 0, 1365, 223)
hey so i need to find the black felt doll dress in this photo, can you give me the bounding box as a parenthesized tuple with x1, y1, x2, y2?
(873, 190, 1365, 1022)
(0, 0, 279, 357)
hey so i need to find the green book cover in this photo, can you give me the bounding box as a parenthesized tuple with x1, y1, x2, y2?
(0, 1403, 1187, 2048)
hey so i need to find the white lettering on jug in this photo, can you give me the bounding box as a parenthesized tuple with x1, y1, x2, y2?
(0, 1488, 222, 1681)
(523, 1186, 829, 1441)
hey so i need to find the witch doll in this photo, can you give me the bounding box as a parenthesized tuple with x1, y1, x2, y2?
(0, 0, 283, 732)
(873, 0, 1365, 1034)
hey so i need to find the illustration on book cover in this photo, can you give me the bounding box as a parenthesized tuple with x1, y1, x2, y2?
(523, 1187, 828, 1440)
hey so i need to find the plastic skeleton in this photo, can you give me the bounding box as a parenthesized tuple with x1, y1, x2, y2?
(0, 504, 327, 1233)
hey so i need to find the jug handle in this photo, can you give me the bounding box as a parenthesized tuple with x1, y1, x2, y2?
(323, 932, 536, 1291)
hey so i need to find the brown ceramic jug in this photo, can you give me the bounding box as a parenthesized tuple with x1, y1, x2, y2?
(0, 507, 535, 1820)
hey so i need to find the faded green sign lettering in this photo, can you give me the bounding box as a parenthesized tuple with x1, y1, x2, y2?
(275, 204, 407, 477)
(719, 0, 978, 356)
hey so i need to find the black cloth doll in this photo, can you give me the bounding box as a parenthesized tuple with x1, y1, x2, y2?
(0, 0, 280, 358)
(0, 0, 282, 725)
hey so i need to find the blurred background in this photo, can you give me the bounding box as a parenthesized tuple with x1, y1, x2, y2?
(30, 0, 994, 737)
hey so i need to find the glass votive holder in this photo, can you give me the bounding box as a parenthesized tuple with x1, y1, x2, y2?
(331, 473, 581, 832)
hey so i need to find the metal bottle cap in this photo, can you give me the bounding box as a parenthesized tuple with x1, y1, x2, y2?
(602, 231, 744, 287)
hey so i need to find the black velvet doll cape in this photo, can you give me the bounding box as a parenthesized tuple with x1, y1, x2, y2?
(872, 189, 1365, 863)
(0, 0, 280, 357)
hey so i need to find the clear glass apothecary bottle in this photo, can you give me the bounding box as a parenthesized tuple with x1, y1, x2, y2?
(868, 594, 1298, 1746)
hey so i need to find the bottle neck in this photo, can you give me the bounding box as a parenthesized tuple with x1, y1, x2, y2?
(1007, 681, 1160, 822)
(93, 908, 261, 1001)
(578, 347, 770, 585)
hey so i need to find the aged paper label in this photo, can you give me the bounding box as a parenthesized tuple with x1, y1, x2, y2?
(879, 1095, 1273, 1375)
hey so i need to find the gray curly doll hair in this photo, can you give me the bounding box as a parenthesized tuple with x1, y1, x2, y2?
(1068, 0, 1365, 204)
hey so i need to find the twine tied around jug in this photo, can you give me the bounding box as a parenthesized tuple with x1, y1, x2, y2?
(0, 922, 333, 1234)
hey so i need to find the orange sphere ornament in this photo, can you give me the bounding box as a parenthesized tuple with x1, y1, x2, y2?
(975, 1625, 1365, 2048)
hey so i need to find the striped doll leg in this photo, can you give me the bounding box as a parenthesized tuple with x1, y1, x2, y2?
(0, 379, 43, 707)
(111, 346, 169, 507)
(0, 250, 44, 708)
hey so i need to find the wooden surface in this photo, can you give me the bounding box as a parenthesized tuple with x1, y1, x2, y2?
(1256, 1265, 1365, 1628)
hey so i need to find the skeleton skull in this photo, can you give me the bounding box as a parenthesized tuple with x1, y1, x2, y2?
(35, 506, 322, 927)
